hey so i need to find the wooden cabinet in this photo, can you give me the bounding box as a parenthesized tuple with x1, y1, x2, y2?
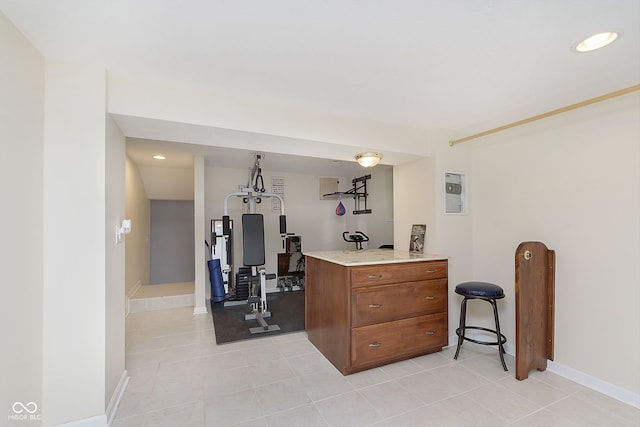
(305, 256, 448, 375)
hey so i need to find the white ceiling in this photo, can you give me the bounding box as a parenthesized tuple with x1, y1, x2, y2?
(127, 137, 375, 176)
(2, 1, 638, 187)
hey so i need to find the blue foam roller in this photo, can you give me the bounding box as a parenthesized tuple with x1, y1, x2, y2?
(208, 259, 225, 302)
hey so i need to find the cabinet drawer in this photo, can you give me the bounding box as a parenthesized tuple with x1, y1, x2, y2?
(352, 279, 447, 327)
(351, 313, 447, 368)
(351, 261, 447, 288)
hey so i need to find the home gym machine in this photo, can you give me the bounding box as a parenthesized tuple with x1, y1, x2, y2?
(222, 154, 287, 334)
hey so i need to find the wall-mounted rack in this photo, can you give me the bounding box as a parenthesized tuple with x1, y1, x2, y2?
(322, 174, 372, 214)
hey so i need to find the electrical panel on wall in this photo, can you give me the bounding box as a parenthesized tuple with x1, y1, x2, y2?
(445, 172, 466, 214)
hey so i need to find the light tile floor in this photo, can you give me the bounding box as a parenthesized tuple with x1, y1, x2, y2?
(115, 306, 640, 426)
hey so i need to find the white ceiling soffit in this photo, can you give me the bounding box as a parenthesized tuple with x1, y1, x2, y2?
(126, 135, 391, 179)
(119, 114, 419, 170)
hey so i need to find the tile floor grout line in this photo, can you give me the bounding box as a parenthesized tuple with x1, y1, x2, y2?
(503, 393, 581, 427)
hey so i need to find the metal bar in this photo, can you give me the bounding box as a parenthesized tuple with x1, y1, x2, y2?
(449, 84, 640, 146)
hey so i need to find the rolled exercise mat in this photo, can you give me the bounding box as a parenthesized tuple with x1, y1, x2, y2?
(208, 258, 226, 302)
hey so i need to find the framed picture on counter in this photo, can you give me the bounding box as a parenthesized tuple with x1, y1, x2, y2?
(409, 224, 426, 253)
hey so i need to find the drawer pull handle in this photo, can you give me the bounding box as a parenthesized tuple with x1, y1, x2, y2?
(367, 275, 383, 279)
(368, 304, 383, 308)
(369, 342, 383, 347)
(425, 269, 438, 273)
(425, 296, 436, 300)
(425, 330, 438, 335)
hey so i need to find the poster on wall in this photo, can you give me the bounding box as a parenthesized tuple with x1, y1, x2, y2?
(271, 177, 285, 212)
(409, 224, 426, 253)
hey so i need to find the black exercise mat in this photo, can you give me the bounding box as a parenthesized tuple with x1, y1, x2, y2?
(211, 291, 305, 344)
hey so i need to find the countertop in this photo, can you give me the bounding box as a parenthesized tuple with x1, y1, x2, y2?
(304, 249, 448, 267)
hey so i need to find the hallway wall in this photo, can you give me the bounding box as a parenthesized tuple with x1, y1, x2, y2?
(42, 61, 108, 424)
(125, 156, 151, 295)
(150, 200, 195, 284)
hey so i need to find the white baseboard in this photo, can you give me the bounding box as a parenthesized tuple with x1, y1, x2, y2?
(106, 370, 129, 425)
(193, 305, 208, 315)
(126, 280, 142, 299)
(54, 370, 129, 426)
(125, 280, 142, 317)
(448, 333, 639, 409)
(546, 361, 640, 409)
(55, 414, 107, 427)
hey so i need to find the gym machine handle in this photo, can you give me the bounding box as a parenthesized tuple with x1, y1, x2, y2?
(223, 215, 231, 235)
(279, 215, 287, 249)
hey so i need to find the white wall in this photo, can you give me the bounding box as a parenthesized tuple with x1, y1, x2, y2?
(394, 95, 639, 404)
(3, 13, 127, 425)
(393, 130, 474, 343)
(105, 115, 127, 414)
(0, 11, 45, 422)
(125, 156, 151, 295)
(429, 132, 475, 334)
(193, 156, 207, 313)
(393, 157, 437, 253)
(42, 62, 107, 425)
(469, 92, 640, 397)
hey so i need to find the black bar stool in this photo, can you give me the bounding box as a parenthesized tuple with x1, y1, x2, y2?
(453, 281, 508, 371)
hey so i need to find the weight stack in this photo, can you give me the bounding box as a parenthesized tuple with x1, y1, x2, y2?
(235, 268, 252, 301)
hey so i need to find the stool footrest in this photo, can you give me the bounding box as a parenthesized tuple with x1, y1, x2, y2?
(456, 326, 507, 346)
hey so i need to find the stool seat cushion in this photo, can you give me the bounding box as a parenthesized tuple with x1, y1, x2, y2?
(455, 281, 504, 298)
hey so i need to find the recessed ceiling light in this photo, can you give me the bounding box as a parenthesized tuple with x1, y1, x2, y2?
(153, 155, 166, 160)
(574, 31, 619, 52)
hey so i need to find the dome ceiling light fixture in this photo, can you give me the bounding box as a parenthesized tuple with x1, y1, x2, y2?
(153, 154, 166, 160)
(355, 152, 383, 167)
(574, 31, 619, 52)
